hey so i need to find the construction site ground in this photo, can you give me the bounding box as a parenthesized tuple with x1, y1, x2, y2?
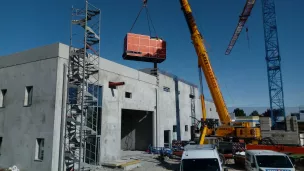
(99, 151, 304, 171)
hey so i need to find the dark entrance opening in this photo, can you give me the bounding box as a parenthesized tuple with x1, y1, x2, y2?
(164, 130, 171, 148)
(121, 109, 153, 151)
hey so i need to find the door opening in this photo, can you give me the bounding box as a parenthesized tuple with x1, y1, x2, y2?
(164, 130, 171, 148)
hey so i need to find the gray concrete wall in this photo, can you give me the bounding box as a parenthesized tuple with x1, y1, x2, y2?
(53, 45, 70, 171)
(97, 57, 157, 162)
(170, 81, 219, 142)
(261, 130, 299, 145)
(0, 44, 61, 170)
(205, 100, 220, 120)
(178, 81, 193, 141)
(157, 73, 177, 146)
(0, 43, 220, 168)
(140, 69, 220, 146)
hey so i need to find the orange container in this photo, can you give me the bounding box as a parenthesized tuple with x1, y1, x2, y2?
(122, 33, 166, 63)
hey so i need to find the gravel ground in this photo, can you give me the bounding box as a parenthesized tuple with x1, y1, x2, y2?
(99, 151, 303, 171)
(99, 151, 244, 171)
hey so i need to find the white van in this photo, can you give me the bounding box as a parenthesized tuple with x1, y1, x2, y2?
(245, 150, 295, 171)
(180, 144, 228, 171)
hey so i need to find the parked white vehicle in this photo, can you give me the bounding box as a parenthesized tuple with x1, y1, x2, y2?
(180, 144, 228, 171)
(245, 150, 295, 171)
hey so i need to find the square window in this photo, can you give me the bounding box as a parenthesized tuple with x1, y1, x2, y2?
(163, 86, 170, 92)
(24, 86, 33, 107)
(210, 108, 212, 111)
(0, 89, 7, 108)
(125, 92, 132, 98)
(189, 94, 195, 99)
(35, 138, 44, 161)
(173, 125, 177, 132)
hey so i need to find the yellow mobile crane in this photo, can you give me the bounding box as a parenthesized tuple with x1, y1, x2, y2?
(179, 0, 261, 144)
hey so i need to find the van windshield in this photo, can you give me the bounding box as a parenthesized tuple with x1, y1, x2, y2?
(182, 158, 220, 171)
(256, 155, 293, 168)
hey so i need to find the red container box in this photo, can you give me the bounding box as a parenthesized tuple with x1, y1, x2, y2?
(122, 33, 166, 63)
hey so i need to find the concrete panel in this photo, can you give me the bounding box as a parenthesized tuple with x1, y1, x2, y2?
(53, 57, 69, 171)
(205, 100, 219, 120)
(261, 131, 299, 145)
(157, 74, 177, 146)
(195, 98, 219, 121)
(178, 81, 192, 141)
(99, 58, 156, 85)
(138, 71, 157, 85)
(99, 68, 157, 162)
(0, 43, 60, 69)
(195, 93, 203, 122)
(100, 84, 122, 162)
(0, 58, 58, 170)
(140, 69, 218, 145)
(57, 43, 70, 60)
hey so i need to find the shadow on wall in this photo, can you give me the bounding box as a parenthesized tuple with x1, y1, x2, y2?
(121, 109, 153, 151)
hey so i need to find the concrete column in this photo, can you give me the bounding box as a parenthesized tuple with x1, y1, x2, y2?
(153, 111, 157, 147)
(155, 87, 159, 147)
(58, 64, 68, 171)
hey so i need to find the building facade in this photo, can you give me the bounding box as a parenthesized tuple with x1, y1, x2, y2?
(0, 43, 219, 170)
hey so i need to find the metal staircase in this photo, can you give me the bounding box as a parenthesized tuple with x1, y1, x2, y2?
(64, 1, 101, 171)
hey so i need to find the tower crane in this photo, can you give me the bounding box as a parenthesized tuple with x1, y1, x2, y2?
(225, 0, 285, 124)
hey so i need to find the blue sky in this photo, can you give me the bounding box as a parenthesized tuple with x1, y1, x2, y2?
(1, 0, 303, 108)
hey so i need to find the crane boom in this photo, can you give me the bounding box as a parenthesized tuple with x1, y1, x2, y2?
(225, 0, 256, 55)
(179, 0, 231, 125)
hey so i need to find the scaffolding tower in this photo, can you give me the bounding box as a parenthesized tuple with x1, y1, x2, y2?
(64, 1, 101, 171)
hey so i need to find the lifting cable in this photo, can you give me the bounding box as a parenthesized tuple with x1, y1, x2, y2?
(246, 27, 250, 50)
(129, 0, 158, 38)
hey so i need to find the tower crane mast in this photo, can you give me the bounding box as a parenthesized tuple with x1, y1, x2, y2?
(225, 0, 285, 123)
(261, 0, 285, 123)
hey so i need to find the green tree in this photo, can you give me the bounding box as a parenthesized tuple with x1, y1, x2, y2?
(233, 108, 246, 117)
(250, 110, 260, 116)
(261, 109, 282, 120)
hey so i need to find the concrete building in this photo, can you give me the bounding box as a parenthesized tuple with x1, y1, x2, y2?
(0, 43, 219, 170)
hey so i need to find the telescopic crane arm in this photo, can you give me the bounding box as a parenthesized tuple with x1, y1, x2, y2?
(179, 0, 232, 131)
